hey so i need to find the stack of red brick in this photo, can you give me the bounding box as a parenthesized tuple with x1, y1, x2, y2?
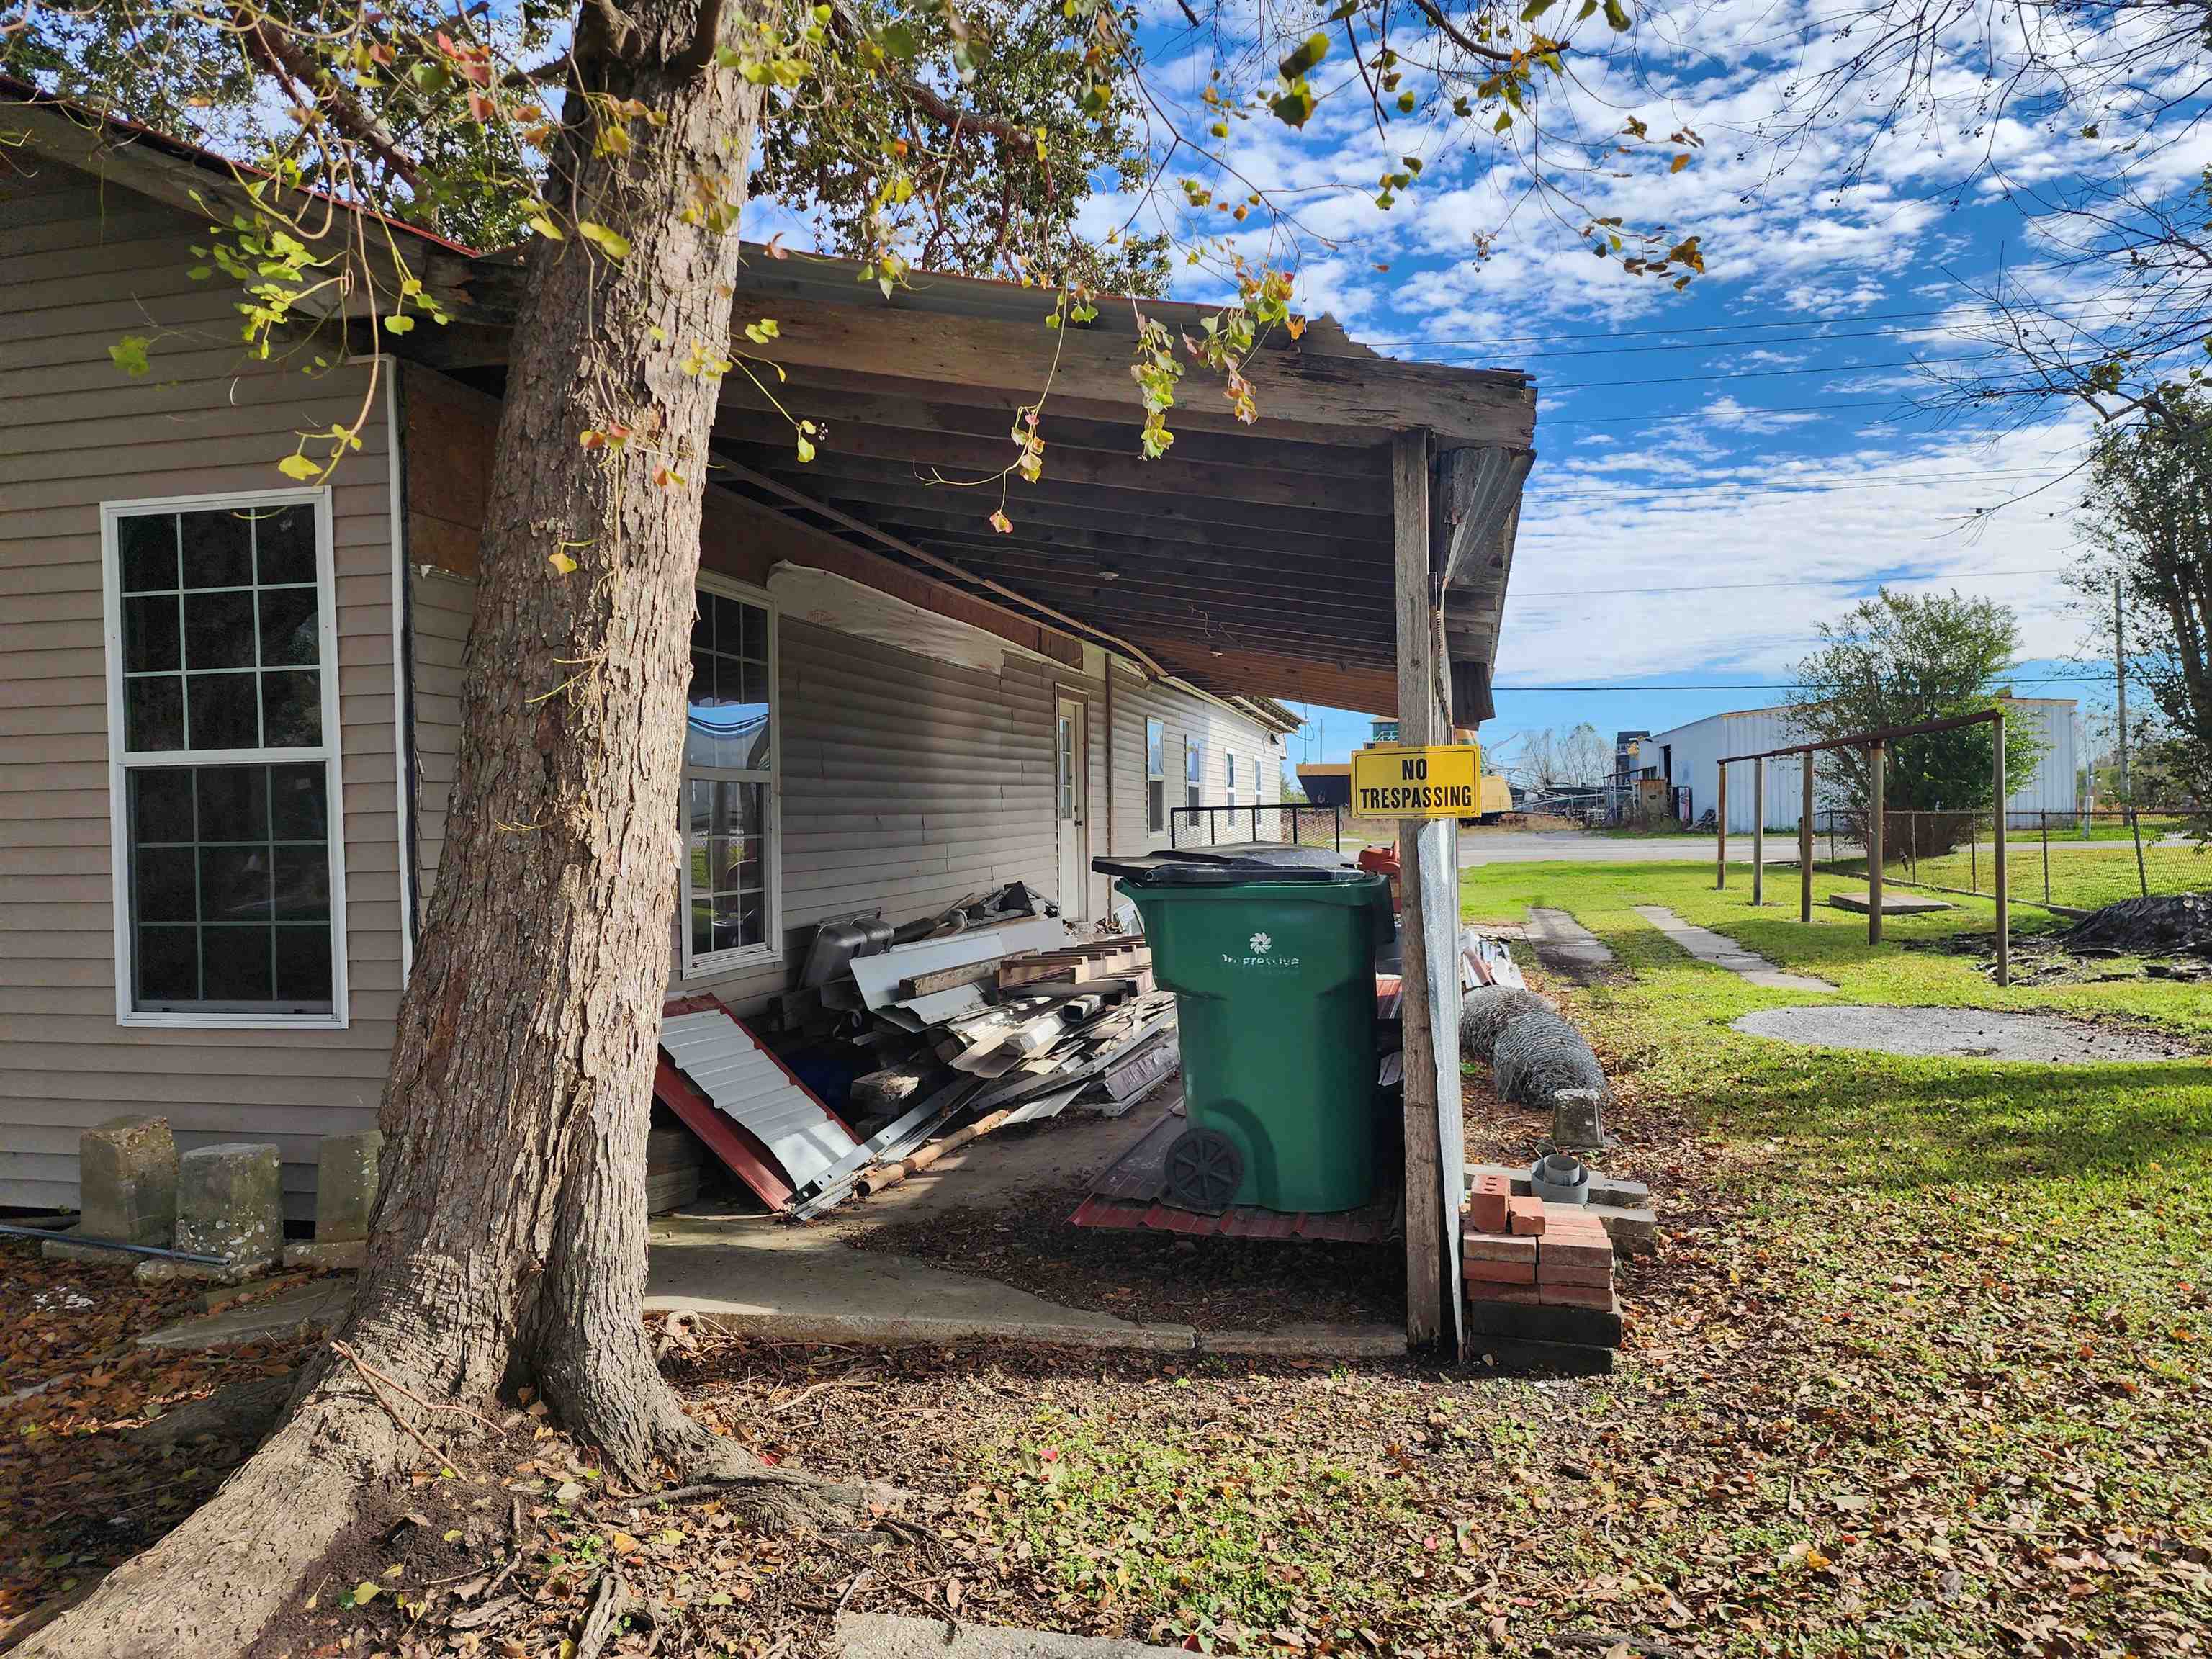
(1462, 1170, 1617, 1313)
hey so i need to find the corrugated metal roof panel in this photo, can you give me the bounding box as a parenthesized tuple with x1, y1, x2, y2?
(660, 1008, 858, 1192)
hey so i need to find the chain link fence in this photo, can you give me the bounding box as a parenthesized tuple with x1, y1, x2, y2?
(1809, 807, 2207, 912)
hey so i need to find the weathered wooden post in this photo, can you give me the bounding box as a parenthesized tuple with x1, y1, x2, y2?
(1992, 714, 2009, 987)
(1799, 752, 1815, 923)
(1716, 763, 1728, 889)
(1866, 740, 1886, 945)
(1752, 759, 1766, 906)
(1392, 430, 1462, 1355)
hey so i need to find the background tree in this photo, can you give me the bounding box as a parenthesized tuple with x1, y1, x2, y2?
(2072, 406, 2212, 812)
(1786, 588, 2042, 853)
(0, 1, 1704, 1653)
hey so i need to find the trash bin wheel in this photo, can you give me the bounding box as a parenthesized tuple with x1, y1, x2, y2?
(1164, 1127, 1244, 1215)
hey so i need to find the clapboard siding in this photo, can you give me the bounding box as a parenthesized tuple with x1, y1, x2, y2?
(0, 163, 406, 1218)
(1105, 660, 1286, 860)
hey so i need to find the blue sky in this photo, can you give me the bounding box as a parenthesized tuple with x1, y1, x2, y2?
(750, 1, 2199, 778)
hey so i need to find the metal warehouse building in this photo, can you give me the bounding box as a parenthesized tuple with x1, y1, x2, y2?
(1637, 698, 2080, 833)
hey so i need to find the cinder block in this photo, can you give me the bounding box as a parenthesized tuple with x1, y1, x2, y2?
(1465, 1172, 1511, 1234)
(1537, 1280, 1617, 1310)
(1465, 1292, 1622, 1348)
(174, 1143, 283, 1271)
(77, 1115, 177, 1246)
(313, 1131, 382, 1244)
(1462, 1231, 1538, 1267)
(1552, 1088, 1607, 1151)
(1506, 1195, 1547, 1236)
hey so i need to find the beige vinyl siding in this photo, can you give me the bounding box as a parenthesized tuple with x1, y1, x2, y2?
(0, 164, 405, 1219)
(1105, 661, 1287, 858)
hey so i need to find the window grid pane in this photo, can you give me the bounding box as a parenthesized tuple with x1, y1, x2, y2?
(682, 590, 775, 966)
(117, 504, 323, 756)
(128, 763, 333, 1012)
(113, 498, 336, 1019)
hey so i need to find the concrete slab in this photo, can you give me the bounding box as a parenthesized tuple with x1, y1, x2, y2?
(1632, 906, 1836, 992)
(836, 1614, 1182, 1659)
(138, 1276, 351, 1350)
(1522, 907, 1619, 984)
(1195, 1323, 1404, 1357)
(647, 1215, 1199, 1351)
(1828, 890, 1954, 915)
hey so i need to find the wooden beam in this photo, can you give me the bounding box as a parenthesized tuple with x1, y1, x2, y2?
(711, 441, 1391, 543)
(1716, 763, 1728, 889)
(712, 410, 1393, 515)
(703, 293, 1538, 451)
(1392, 428, 1460, 1357)
(718, 375, 1393, 480)
(1993, 717, 2009, 986)
(1752, 760, 1766, 906)
(1867, 741, 1885, 945)
(1799, 752, 1815, 923)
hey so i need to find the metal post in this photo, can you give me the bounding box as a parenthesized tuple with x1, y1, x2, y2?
(1800, 752, 1815, 923)
(1752, 760, 1766, 906)
(1334, 804, 1341, 852)
(2041, 811, 2051, 905)
(1970, 816, 1978, 894)
(2130, 805, 2149, 897)
(1993, 715, 2009, 987)
(1716, 763, 1729, 889)
(1170, 810, 1179, 850)
(1866, 741, 1886, 945)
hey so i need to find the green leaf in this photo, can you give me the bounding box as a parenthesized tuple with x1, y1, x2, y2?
(108, 336, 152, 377)
(548, 550, 578, 575)
(1520, 0, 1557, 17)
(383, 313, 415, 334)
(352, 1581, 382, 1605)
(1279, 32, 1329, 79)
(1603, 0, 1632, 27)
(577, 220, 632, 260)
(277, 454, 321, 481)
(1269, 86, 1316, 128)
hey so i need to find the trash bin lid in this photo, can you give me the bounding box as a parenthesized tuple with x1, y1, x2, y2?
(1092, 855, 1379, 888)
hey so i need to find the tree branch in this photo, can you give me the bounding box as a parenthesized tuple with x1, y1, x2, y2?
(667, 0, 730, 78)
(1407, 0, 1522, 66)
(230, 7, 422, 191)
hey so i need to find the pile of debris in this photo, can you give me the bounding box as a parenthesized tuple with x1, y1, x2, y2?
(654, 885, 1180, 1222)
(2062, 892, 2212, 958)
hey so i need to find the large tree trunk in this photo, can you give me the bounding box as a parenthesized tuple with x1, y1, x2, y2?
(24, 11, 857, 1656)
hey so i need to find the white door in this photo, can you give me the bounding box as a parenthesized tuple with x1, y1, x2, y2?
(1055, 696, 1088, 920)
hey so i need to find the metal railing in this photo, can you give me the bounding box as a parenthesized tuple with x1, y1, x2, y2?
(1807, 806, 2205, 912)
(1167, 801, 1344, 851)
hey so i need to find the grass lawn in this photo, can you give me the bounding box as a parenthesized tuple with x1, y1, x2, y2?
(685, 861, 2212, 1657)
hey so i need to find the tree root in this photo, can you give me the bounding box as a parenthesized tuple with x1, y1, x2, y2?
(125, 1371, 296, 1452)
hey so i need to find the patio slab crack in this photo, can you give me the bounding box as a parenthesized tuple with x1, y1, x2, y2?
(1632, 906, 1837, 992)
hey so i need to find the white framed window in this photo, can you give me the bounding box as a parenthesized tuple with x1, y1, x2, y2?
(101, 490, 348, 1028)
(1251, 753, 1262, 803)
(680, 575, 780, 976)
(1146, 719, 1165, 834)
(1225, 750, 1238, 806)
(1185, 737, 1202, 811)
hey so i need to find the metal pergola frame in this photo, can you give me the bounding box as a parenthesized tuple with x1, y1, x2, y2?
(1715, 709, 2010, 984)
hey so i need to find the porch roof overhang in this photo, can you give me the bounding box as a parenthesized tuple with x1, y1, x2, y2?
(431, 246, 1535, 720)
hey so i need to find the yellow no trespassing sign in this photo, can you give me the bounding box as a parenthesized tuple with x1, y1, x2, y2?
(1350, 743, 1483, 818)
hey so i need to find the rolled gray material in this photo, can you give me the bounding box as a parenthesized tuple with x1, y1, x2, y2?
(1492, 1011, 1608, 1107)
(1460, 985, 1557, 1058)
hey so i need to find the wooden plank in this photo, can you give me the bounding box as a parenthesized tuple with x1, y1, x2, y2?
(1392, 428, 1455, 1355)
(1799, 752, 1815, 923)
(899, 959, 1001, 999)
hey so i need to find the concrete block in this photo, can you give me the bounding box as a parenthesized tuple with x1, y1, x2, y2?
(78, 1115, 177, 1246)
(174, 1143, 283, 1270)
(1506, 1195, 1547, 1236)
(1465, 1334, 1615, 1375)
(1466, 1162, 1648, 1209)
(313, 1131, 382, 1244)
(1465, 1293, 1622, 1348)
(284, 1240, 366, 1272)
(1552, 1088, 1608, 1151)
(1828, 890, 1952, 915)
(1465, 1171, 1511, 1234)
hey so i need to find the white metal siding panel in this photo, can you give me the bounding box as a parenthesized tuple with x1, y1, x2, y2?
(0, 167, 405, 1218)
(1105, 666, 1287, 855)
(658, 1008, 855, 1188)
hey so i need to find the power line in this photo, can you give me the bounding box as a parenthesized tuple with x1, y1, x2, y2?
(1507, 565, 2069, 598)
(1491, 674, 2116, 692)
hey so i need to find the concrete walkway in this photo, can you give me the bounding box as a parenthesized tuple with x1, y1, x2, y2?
(138, 1218, 1401, 1358)
(837, 1614, 1180, 1659)
(1632, 905, 1836, 992)
(1522, 907, 1619, 984)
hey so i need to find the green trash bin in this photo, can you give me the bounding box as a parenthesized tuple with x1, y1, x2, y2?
(1100, 858, 1391, 1215)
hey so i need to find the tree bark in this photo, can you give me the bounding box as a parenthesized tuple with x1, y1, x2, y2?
(24, 9, 869, 1655)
